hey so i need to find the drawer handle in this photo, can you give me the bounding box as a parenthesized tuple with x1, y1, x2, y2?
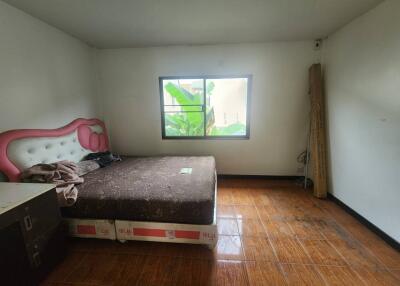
(24, 215, 32, 231)
(32, 252, 41, 267)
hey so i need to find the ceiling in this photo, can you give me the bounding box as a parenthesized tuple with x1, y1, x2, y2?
(3, 0, 383, 49)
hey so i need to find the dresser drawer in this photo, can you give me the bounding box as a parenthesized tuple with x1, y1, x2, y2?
(0, 221, 32, 286)
(0, 183, 65, 284)
(20, 188, 61, 241)
(25, 223, 67, 278)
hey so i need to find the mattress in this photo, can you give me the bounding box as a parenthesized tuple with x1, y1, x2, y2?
(61, 156, 216, 225)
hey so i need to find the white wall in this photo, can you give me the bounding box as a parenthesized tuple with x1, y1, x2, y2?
(324, 0, 400, 241)
(97, 42, 320, 175)
(0, 1, 98, 132)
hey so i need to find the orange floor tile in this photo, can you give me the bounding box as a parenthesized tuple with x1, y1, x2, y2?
(42, 178, 400, 286)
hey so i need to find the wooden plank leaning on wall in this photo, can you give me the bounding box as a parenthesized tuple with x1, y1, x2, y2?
(309, 63, 328, 198)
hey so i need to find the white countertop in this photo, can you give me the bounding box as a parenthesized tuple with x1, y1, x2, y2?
(0, 183, 56, 215)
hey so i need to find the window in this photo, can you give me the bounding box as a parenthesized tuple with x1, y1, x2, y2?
(159, 75, 251, 139)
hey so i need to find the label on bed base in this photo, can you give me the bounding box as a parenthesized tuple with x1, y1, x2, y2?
(77, 224, 97, 235)
(65, 218, 116, 240)
(116, 220, 217, 244)
(130, 228, 201, 240)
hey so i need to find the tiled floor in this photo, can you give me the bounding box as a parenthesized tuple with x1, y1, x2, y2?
(42, 178, 400, 285)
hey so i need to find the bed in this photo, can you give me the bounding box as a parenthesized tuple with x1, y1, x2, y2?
(0, 119, 218, 248)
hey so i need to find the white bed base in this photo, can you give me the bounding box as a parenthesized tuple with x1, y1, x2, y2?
(64, 186, 218, 248)
(65, 214, 217, 248)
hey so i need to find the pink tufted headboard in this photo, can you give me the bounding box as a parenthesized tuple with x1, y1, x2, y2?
(0, 118, 109, 182)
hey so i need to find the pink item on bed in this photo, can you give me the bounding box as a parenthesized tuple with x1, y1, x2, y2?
(20, 160, 83, 207)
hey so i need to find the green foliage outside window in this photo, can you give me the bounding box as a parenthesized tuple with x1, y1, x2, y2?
(164, 82, 246, 137)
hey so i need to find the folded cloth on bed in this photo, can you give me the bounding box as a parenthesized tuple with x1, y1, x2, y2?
(20, 160, 83, 207)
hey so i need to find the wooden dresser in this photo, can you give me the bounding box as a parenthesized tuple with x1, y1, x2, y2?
(0, 183, 66, 285)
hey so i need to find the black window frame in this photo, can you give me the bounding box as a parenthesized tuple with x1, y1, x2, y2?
(159, 75, 252, 140)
